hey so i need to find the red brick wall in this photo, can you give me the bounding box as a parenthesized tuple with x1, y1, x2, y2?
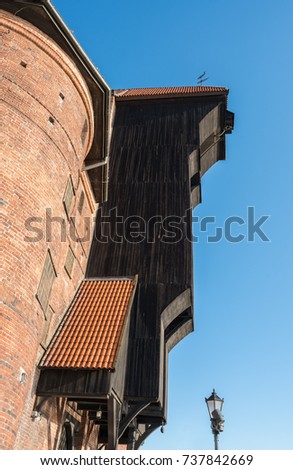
(0, 10, 98, 449)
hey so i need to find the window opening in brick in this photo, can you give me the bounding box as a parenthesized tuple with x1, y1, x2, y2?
(81, 119, 88, 146)
(64, 246, 75, 279)
(63, 175, 75, 219)
(36, 251, 57, 312)
(78, 191, 85, 214)
(40, 305, 54, 348)
(58, 422, 74, 450)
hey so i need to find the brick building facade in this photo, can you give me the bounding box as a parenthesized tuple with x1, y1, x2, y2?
(1, 3, 110, 449)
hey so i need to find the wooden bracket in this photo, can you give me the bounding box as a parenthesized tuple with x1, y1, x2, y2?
(134, 423, 160, 450)
(118, 400, 151, 439)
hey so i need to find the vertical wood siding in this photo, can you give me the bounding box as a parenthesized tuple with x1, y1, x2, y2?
(87, 95, 226, 401)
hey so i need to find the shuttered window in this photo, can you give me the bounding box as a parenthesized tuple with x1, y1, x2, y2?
(64, 246, 75, 278)
(36, 251, 57, 312)
(81, 118, 88, 146)
(63, 176, 75, 219)
(40, 305, 54, 348)
(78, 191, 85, 214)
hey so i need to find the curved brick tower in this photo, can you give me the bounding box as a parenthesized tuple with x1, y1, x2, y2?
(1, 8, 109, 449)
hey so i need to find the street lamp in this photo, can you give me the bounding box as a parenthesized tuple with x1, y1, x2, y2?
(205, 389, 225, 450)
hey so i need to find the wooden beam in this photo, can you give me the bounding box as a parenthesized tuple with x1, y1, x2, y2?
(77, 403, 106, 411)
(107, 395, 119, 450)
(126, 421, 137, 450)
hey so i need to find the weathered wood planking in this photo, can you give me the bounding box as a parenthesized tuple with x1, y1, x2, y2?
(86, 94, 227, 406)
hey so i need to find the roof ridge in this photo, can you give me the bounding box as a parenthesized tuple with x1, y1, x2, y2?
(113, 85, 228, 97)
(113, 86, 229, 99)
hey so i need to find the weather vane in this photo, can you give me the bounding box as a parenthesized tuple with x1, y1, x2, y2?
(197, 71, 209, 85)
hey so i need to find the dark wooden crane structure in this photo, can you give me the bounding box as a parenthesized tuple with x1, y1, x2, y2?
(37, 86, 234, 449)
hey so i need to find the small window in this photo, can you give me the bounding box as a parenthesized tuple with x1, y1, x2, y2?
(40, 305, 54, 348)
(63, 176, 75, 219)
(78, 191, 85, 214)
(81, 119, 88, 146)
(58, 93, 65, 106)
(36, 251, 57, 313)
(64, 246, 75, 279)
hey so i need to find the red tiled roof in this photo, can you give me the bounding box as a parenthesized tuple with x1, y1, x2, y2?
(40, 278, 137, 370)
(114, 86, 228, 99)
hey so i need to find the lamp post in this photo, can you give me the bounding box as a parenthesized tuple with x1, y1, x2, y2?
(205, 389, 225, 450)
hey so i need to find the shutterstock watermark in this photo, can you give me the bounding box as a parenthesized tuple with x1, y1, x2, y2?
(192, 206, 270, 243)
(24, 206, 270, 244)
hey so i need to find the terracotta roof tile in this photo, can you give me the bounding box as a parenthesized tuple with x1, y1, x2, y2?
(40, 278, 137, 370)
(114, 86, 228, 99)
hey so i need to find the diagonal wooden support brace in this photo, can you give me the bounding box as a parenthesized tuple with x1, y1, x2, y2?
(134, 423, 160, 450)
(118, 400, 151, 440)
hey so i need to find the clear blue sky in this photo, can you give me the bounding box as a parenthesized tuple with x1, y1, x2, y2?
(53, 0, 293, 450)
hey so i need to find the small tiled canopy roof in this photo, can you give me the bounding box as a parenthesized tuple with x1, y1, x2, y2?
(40, 278, 137, 370)
(114, 86, 228, 99)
